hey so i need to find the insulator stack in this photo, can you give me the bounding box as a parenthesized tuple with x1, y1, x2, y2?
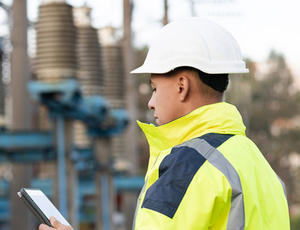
(73, 121, 91, 148)
(35, 0, 77, 82)
(35, 0, 76, 130)
(74, 6, 103, 96)
(99, 27, 128, 171)
(99, 27, 125, 109)
(73, 6, 103, 148)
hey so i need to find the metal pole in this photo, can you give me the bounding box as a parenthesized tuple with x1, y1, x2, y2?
(122, 2, 140, 229)
(57, 115, 68, 218)
(101, 175, 111, 230)
(10, 0, 31, 129)
(163, 0, 169, 25)
(123, 0, 138, 173)
(10, 0, 33, 229)
(95, 138, 114, 230)
(67, 147, 78, 228)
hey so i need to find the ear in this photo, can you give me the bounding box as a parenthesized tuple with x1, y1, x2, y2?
(177, 75, 190, 102)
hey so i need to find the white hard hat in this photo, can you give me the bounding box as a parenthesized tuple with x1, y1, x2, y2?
(131, 18, 248, 74)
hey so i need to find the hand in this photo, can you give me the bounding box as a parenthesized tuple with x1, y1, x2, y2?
(39, 217, 73, 230)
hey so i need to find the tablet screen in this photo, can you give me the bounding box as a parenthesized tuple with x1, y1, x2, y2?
(24, 189, 70, 226)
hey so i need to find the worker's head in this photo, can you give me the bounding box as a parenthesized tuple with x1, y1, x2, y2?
(148, 67, 228, 125)
(131, 18, 248, 125)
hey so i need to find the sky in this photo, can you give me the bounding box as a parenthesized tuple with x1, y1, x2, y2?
(1, 0, 300, 79)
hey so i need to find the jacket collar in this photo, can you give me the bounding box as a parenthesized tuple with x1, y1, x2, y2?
(137, 102, 246, 157)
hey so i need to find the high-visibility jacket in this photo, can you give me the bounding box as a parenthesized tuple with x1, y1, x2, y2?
(134, 102, 290, 230)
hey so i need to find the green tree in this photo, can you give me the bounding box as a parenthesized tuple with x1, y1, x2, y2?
(226, 51, 300, 207)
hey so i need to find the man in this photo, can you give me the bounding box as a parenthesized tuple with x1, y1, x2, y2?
(40, 18, 290, 230)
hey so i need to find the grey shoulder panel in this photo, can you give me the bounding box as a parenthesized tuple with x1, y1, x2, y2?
(180, 136, 245, 230)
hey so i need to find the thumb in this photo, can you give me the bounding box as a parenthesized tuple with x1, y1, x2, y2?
(50, 217, 62, 228)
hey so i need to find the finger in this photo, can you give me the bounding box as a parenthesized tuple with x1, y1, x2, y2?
(49, 216, 73, 230)
(50, 217, 62, 228)
(39, 223, 54, 230)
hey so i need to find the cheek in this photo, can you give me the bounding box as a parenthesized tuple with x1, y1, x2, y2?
(156, 90, 169, 108)
(155, 89, 179, 123)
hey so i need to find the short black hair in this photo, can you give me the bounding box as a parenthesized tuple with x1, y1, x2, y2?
(172, 67, 229, 93)
(197, 70, 229, 93)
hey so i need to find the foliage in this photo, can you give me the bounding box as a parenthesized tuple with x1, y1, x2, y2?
(291, 215, 300, 230)
(226, 50, 300, 206)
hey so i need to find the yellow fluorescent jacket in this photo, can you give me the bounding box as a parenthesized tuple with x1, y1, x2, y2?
(134, 102, 290, 230)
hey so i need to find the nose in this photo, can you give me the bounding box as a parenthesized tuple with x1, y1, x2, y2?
(148, 93, 155, 110)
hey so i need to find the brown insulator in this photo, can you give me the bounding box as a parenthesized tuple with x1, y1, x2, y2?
(35, 1, 77, 82)
(73, 6, 103, 148)
(99, 27, 129, 171)
(99, 27, 125, 109)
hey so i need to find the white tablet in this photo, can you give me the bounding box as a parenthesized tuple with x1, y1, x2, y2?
(18, 188, 70, 227)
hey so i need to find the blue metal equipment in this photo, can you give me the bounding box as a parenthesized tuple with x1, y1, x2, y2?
(0, 176, 144, 224)
(0, 79, 130, 229)
(28, 79, 129, 228)
(0, 130, 54, 162)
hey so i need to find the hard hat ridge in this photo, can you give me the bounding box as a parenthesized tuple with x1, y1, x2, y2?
(131, 18, 249, 75)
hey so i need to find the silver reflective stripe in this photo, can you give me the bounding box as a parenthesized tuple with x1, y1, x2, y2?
(277, 175, 287, 199)
(179, 138, 245, 230)
(132, 181, 147, 230)
(133, 156, 159, 230)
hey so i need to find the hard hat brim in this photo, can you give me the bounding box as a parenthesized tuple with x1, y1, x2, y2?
(130, 61, 249, 75)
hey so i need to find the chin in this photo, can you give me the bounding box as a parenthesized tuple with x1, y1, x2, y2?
(154, 117, 162, 125)
(157, 117, 178, 126)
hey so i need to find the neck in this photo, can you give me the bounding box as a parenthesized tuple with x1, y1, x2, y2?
(182, 95, 223, 118)
(138, 102, 246, 155)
